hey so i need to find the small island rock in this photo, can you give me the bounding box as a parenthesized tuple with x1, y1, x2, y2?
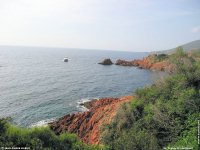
(98, 58, 113, 65)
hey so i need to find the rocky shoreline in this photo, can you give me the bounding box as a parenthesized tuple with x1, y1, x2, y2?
(115, 56, 174, 72)
(99, 55, 174, 73)
(49, 96, 133, 144)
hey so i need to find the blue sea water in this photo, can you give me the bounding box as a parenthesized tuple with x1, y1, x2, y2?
(0, 46, 165, 127)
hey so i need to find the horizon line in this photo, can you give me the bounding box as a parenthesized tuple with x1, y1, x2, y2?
(0, 44, 150, 53)
(0, 39, 199, 53)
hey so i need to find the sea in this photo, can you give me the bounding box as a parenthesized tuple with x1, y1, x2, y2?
(0, 46, 166, 127)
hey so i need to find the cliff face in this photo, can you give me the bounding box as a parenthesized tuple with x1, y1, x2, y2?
(49, 96, 133, 144)
(116, 55, 174, 73)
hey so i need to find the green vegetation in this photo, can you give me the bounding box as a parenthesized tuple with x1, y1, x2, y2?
(151, 47, 200, 64)
(147, 53, 169, 63)
(0, 118, 103, 150)
(101, 48, 200, 150)
(154, 53, 169, 62)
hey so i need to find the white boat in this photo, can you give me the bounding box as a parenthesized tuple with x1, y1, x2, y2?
(63, 58, 68, 62)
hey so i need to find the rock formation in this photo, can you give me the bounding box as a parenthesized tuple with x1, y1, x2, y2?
(98, 58, 113, 65)
(49, 96, 133, 144)
(115, 55, 174, 73)
(115, 59, 135, 66)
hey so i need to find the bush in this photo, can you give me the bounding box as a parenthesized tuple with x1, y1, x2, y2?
(0, 118, 103, 150)
(156, 54, 169, 62)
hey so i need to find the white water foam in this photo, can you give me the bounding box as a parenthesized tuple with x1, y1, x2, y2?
(76, 97, 99, 111)
(29, 118, 56, 128)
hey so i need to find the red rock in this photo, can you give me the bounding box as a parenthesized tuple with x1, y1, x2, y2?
(115, 55, 174, 72)
(49, 96, 133, 144)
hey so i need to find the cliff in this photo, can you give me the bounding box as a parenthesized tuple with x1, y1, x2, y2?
(49, 96, 133, 145)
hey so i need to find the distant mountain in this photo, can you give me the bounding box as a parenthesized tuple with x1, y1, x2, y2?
(154, 40, 200, 54)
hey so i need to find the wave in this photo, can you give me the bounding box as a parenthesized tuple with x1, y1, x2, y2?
(29, 98, 99, 128)
(76, 97, 99, 111)
(29, 118, 56, 128)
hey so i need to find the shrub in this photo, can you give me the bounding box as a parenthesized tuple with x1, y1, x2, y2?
(0, 118, 103, 150)
(156, 54, 169, 62)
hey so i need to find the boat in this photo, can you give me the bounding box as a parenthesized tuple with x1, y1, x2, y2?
(63, 58, 68, 62)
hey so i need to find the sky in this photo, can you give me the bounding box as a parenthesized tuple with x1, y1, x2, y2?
(0, 0, 200, 52)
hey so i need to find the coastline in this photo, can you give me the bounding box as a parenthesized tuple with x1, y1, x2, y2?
(29, 98, 99, 128)
(49, 96, 133, 144)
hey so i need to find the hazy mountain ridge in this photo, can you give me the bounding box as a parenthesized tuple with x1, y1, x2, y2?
(154, 40, 200, 54)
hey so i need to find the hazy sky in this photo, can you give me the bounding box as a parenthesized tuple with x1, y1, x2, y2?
(0, 0, 200, 51)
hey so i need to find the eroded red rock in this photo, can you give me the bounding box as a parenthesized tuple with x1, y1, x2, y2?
(49, 96, 133, 144)
(115, 55, 174, 72)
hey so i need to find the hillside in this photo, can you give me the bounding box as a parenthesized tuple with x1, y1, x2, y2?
(155, 40, 200, 54)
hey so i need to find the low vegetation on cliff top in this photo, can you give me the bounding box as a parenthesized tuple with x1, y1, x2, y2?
(0, 118, 103, 150)
(147, 47, 200, 64)
(101, 48, 200, 149)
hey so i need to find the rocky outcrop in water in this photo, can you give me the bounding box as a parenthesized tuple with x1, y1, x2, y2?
(49, 96, 133, 144)
(98, 58, 113, 65)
